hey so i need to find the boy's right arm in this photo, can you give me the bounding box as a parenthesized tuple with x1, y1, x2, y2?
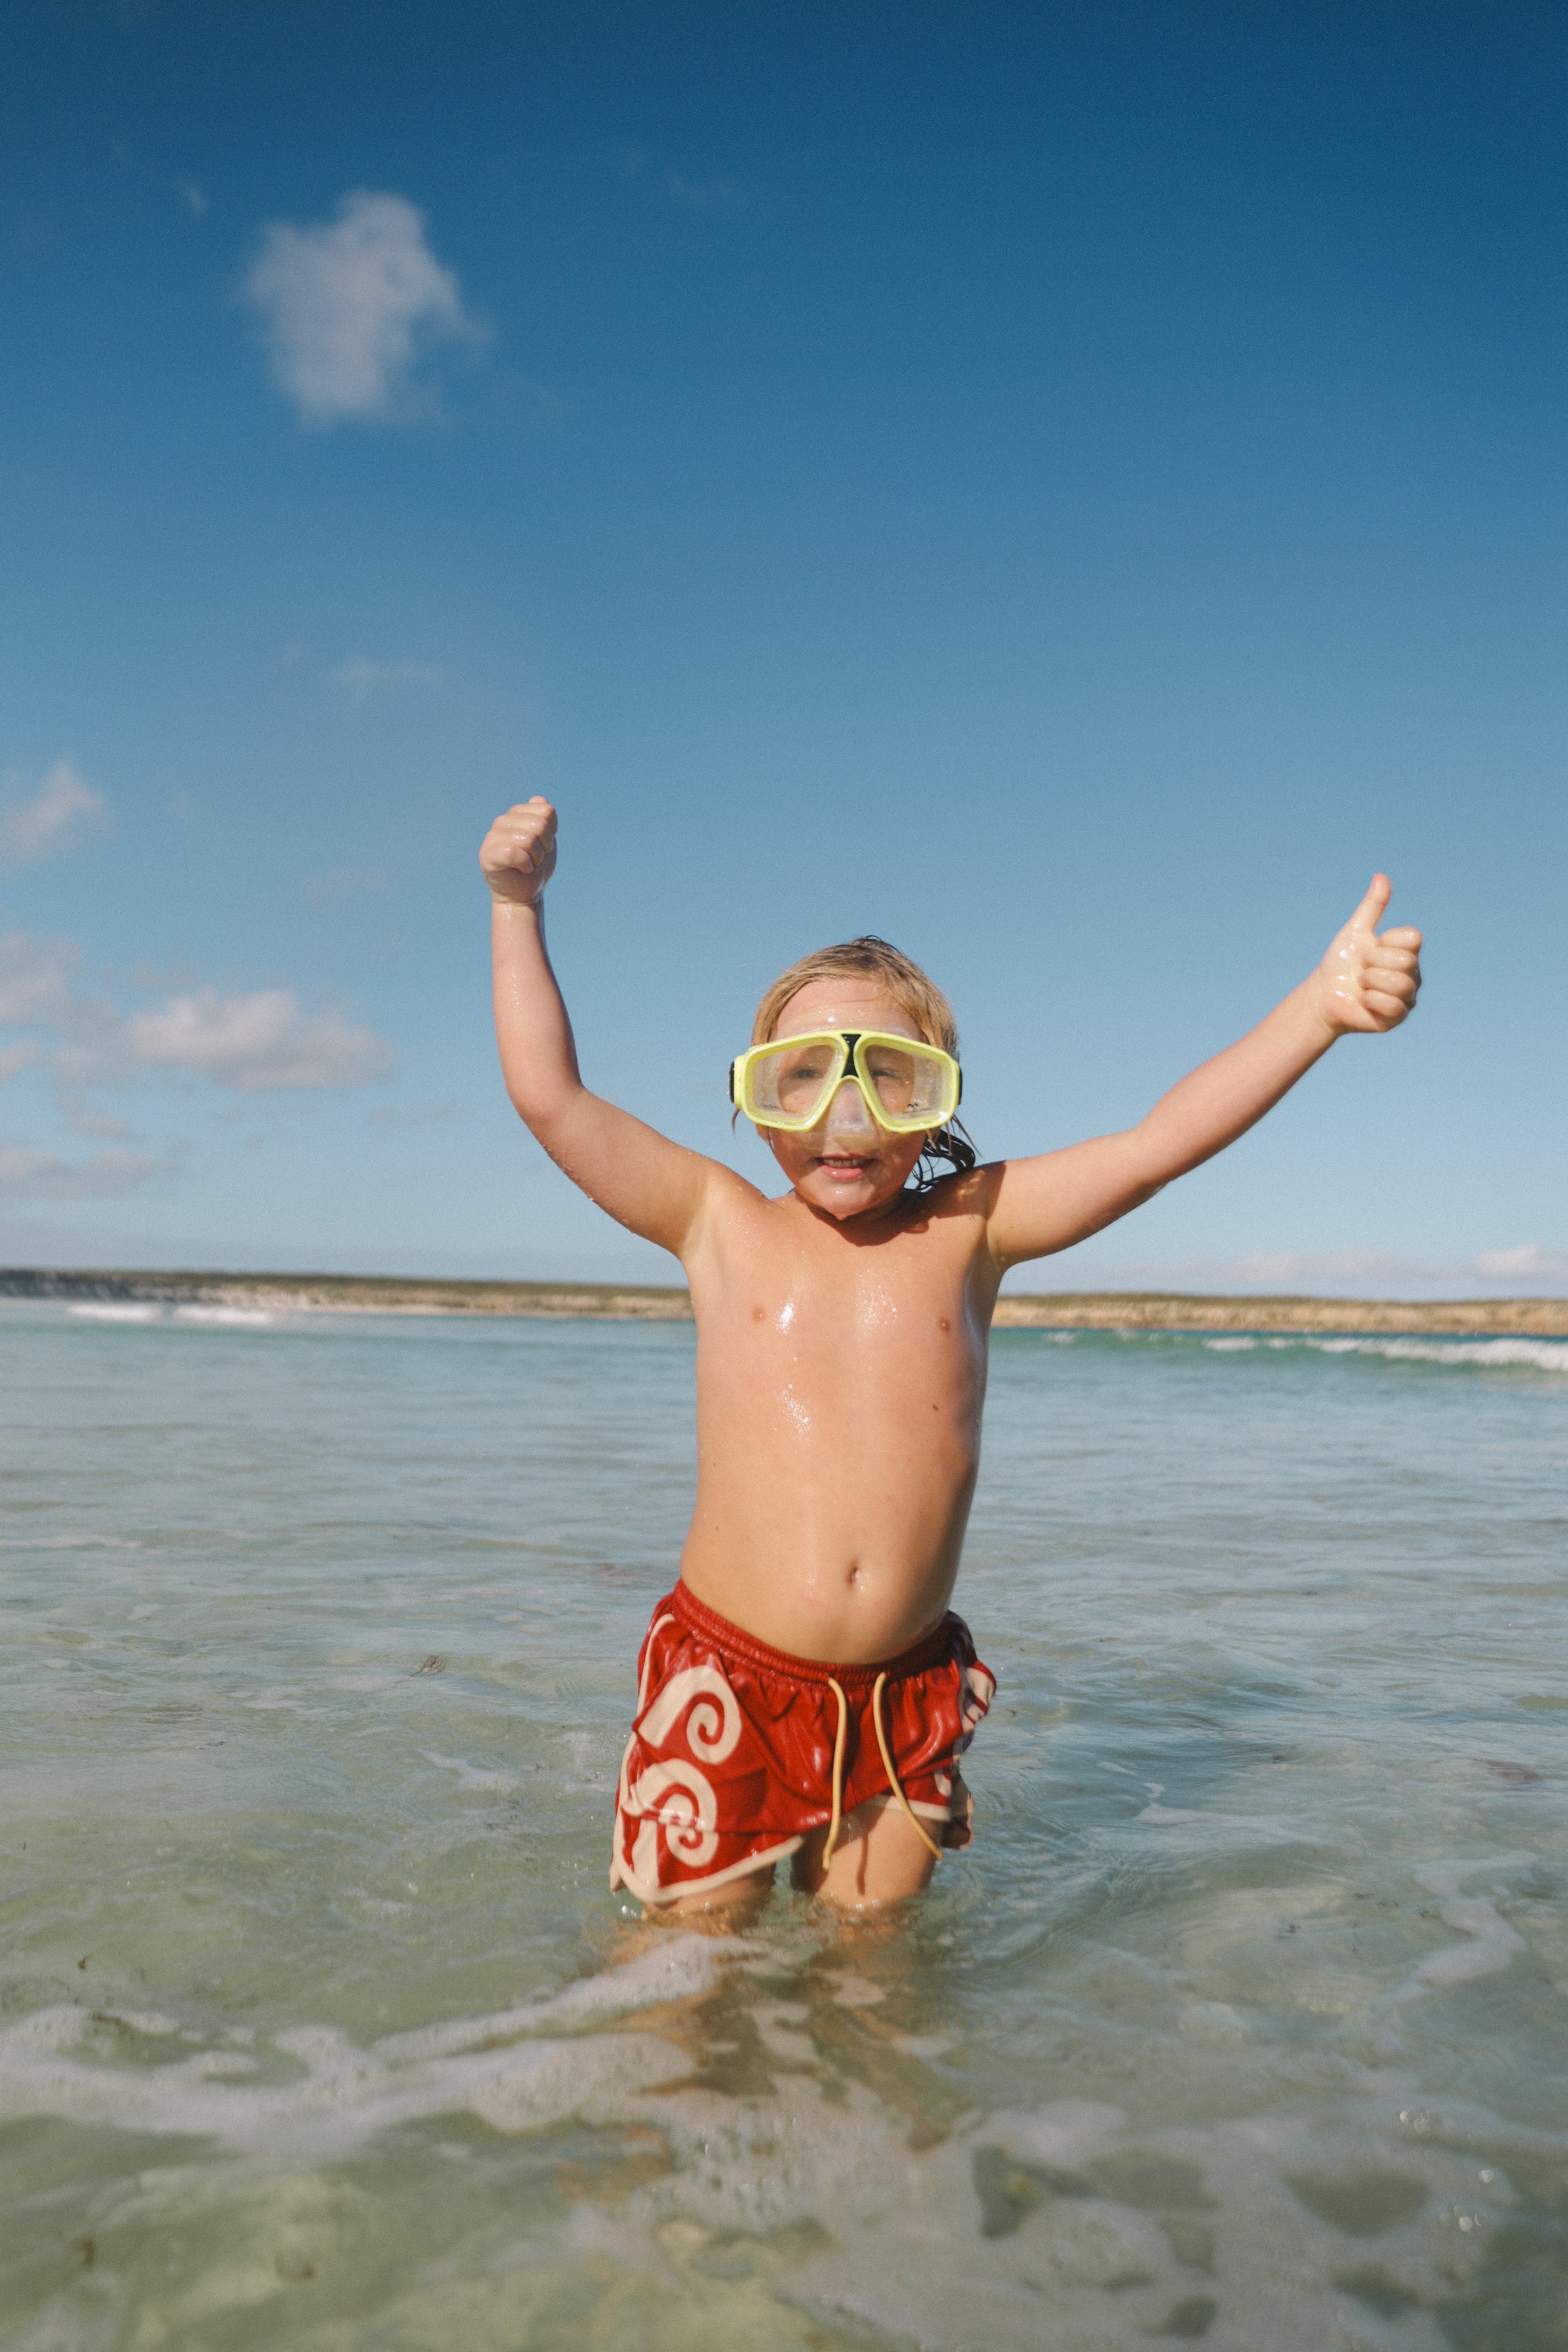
(982, 876, 1422, 1270)
(481, 798, 720, 1257)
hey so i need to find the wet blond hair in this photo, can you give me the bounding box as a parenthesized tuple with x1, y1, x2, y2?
(750, 935, 977, 1185)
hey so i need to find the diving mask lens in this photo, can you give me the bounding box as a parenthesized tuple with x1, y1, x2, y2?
(732, 1031, 960, 1133)
(854, 1035, 958, 1130)
(739, 1033, 849, 1127)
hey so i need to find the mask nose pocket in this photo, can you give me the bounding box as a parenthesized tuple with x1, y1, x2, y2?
(824, 1078, 875, 1134)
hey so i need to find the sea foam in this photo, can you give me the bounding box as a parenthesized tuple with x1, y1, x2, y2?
(173, 1305, 277, 1327)
(0, 1937, 735, 2161)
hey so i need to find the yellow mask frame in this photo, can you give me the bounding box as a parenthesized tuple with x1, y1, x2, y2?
(728, 1029, 962, 1135)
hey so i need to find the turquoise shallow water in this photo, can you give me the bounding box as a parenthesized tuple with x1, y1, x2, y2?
(2, 1300, 1566, 2350)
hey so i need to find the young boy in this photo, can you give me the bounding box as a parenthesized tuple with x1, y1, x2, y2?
(481, 798, 1422, 1918)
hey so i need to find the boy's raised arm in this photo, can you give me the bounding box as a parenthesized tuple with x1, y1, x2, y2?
(986, 876, 1423, 1272)
(482, 798, 720, 1257)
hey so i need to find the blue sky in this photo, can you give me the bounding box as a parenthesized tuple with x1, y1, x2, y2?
(2, 0, 1563, 1294)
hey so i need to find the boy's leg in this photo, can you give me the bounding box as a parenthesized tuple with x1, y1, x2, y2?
(646, 1864, 776, 1928)
(791, 1793, 949, 1910)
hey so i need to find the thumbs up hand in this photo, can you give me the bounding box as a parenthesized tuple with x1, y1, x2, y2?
(1314, 875, 1423, 1035)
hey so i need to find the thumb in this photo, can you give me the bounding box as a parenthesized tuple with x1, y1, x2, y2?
(1345, 873, 1392, 935)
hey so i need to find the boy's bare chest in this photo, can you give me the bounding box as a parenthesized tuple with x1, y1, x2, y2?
(695, 1210, 993, 1385)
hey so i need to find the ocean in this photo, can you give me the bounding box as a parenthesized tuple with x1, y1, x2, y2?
(2, 1299, 1565, 2349)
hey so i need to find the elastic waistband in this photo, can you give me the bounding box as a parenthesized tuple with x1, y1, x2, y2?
(670, 1580, 962, 1688)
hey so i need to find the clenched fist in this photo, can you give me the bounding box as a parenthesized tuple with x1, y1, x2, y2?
(1314, 875, 1423, 1035)
(481, 797, 557, 906)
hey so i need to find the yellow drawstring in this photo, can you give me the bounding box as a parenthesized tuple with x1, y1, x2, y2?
(821, 1670, 945, 1871)
(871, 1671, 946, 1859)
(822, 1678, 848, 1866)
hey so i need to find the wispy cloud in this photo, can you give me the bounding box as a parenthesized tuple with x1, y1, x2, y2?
(1212, 1249, 1428, 1290)
(0, 1144, 168, 1200)
(0, 935, 394, 1207)
(1031, 1247, 1445, 1298)
(0, 931, 79, 1026)
(305, 864, 390, 904)
(0, 761, 108, 866)
(1115, 1249, 1437, 1290)
(0, 931, 394, 1098)
(1470, 1244, 1568, 1284)
(61, 1098, 131, 1139)
(176, 179, 208, 219)
(329, 658, 445, 702)
(1020, 1243, 1568, 1298)
(125, 989, 393, 1091)
(245, 191, 484, 426)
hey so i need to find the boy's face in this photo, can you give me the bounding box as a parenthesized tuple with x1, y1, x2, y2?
(762, 979, 934, 1221)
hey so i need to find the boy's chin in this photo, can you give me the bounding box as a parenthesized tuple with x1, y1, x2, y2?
(791, 1161, 910, 1219)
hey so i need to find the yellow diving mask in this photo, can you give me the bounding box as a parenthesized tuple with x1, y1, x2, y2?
(728, 1029, 962, 1135)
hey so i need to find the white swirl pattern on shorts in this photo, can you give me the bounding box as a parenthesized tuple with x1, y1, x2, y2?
(617, 1655, 746, 1885)
(960, 1662, 996, 1738)
(637, 1664, 742, 1762)
(625, 1757, 721, 1870)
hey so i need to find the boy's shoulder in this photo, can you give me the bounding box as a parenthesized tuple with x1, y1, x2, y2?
(909, 1160, 1004, 1223)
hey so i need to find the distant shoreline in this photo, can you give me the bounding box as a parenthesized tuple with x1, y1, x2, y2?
(3, 1267, 1564, 1337)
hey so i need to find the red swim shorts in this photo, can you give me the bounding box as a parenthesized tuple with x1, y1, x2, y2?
(611, 1581, 996, 1906)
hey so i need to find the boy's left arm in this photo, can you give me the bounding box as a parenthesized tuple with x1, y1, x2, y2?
(986, 876, 1423, 1272)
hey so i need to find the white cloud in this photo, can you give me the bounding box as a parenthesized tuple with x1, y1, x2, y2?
(1222, 1249, 1423, 1289)
(0, 1145, 166, 1200)
(0, 932, 80, 1027)
(0, 761, 108, 866)
(1018, 1247, 1454, 1299)
(62, 1098, 131, 1138)
(245, 191, 482, 425)
(329, 659, 445, 700)
(125, 989, 394, 1091)
(0, 938, 394, 1204)
(1, 931, 394, 1103)
(1470, 1244, 1568, 1284)
(1010, 1242, 1568, 1300)
(1085, 1249, 1436, 1291)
